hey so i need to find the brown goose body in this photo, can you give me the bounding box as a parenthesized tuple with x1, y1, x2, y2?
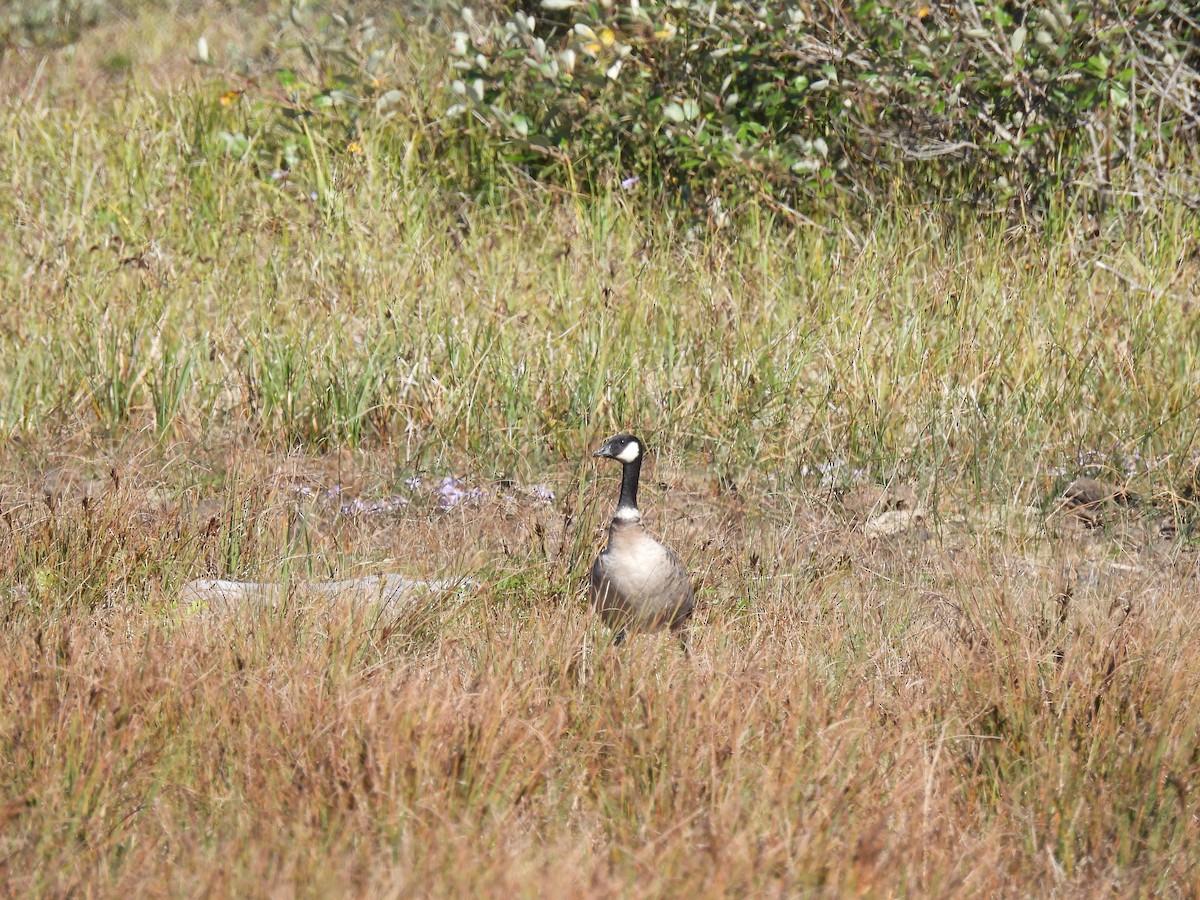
(590, 519, 694, 634)
(589, 433, 695, 645)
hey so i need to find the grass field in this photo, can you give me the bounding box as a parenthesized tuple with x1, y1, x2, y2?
(2, 4, 1200, 895)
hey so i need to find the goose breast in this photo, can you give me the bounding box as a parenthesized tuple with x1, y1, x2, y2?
(590, 522, 694, 631)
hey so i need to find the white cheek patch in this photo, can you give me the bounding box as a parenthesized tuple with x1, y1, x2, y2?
(615, 442, 641, 463)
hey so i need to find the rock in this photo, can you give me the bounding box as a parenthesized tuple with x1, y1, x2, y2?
(844, 483, 926, 538)
(40, 467, 115, 509)
(844, 483, 919, 518)
(1060, 477, 1133, 527)
(178, 575, 474, 621)
(863, 508, 925, 539)
(1064, 477, 1124, 508)
(1157, 517, 1179, 541)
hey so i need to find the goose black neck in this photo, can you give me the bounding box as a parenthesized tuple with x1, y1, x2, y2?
(616, 455, 642, 515)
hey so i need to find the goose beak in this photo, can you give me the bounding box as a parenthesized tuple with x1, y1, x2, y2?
(592, 440, 612, 459)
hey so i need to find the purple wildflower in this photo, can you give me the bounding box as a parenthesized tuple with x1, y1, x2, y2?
(434, 476, 487, 510)
(339, 494, 408, 519)
(526, 483, 555, 503)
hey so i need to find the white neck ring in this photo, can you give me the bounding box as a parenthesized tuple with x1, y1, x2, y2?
(614, 506, 642, 523)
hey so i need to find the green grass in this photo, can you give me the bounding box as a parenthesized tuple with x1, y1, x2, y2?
(1, 4, 1200, 896)
(4, 80, 1197, 499)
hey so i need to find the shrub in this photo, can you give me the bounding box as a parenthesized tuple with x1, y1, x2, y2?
(443, 0, 1200, 214)
(1, 0, 110, 49)
(194, 2, 422, 182)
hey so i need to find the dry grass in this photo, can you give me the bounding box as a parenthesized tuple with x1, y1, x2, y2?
(3, 4, 1200, 896)
(2, 445, 1199, 895)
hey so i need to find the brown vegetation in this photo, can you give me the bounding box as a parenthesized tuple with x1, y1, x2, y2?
(2, 445, 1198, 894)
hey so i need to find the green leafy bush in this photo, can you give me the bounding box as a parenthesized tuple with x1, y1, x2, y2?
(444, 0, 1200, 213)
(2, 0, 112, 49)
(195, 2, 419, 181)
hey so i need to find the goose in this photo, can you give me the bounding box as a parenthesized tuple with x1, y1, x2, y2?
(590, 433, 695, 649)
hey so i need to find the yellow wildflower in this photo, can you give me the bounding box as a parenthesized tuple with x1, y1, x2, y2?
(599, 27, 615, 47)
(917, 6, 930, 18)
(347, 141, 363, 154)
(219, 89, 243, 105)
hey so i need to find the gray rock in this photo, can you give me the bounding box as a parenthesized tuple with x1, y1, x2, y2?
(178, 574, 474, 620)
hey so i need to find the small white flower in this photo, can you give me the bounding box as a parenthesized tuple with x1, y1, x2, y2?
(606, 59, 623, 80)
(513, 10, 535, 34)
(559, 48, 577, 72)
(540, 0, 577, 8)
